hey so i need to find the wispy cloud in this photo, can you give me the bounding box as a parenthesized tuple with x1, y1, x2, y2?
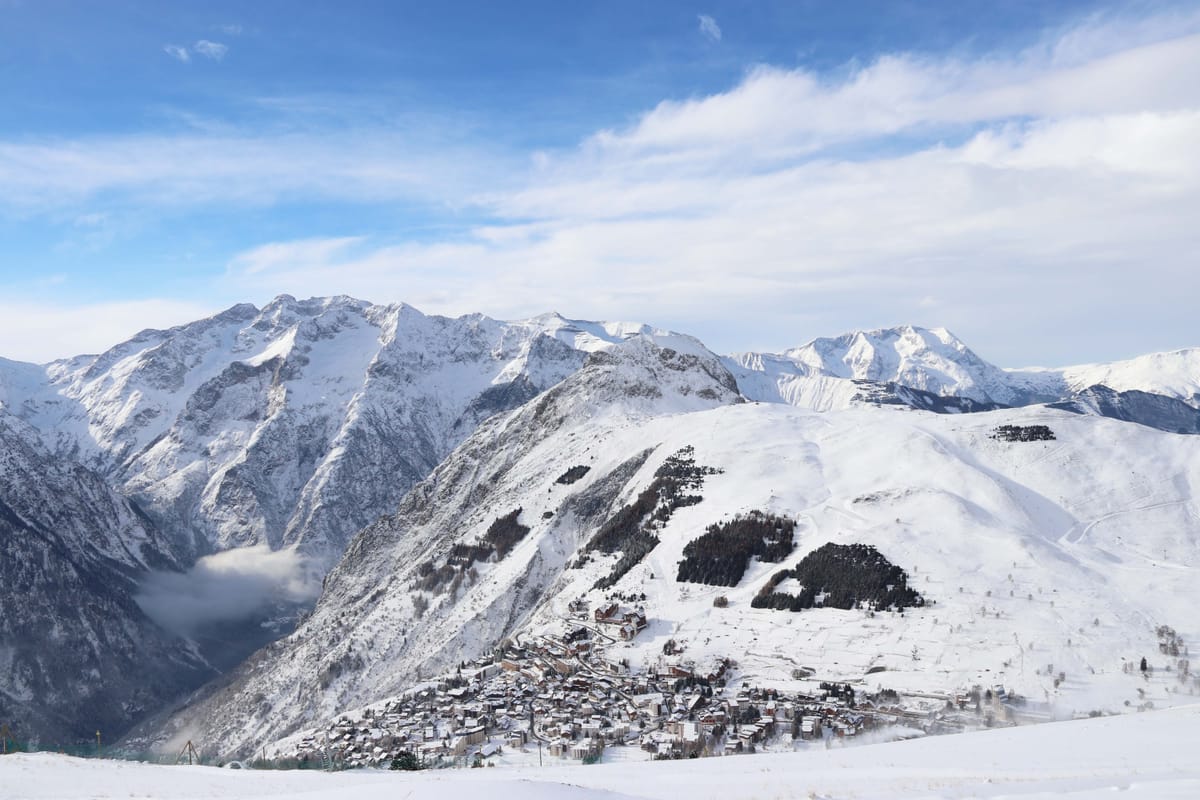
(8, 8, 1200, 364)
(193, 39, 228, 61)
(220, 10, 1200, 364)
(163, 40, 230, 64)
(698, 14, 721, 43)
(0, 298, 217, 362)
(229, 236, 365, 276)
(217, 23, 243, 36)
(0, 130, 503, 212)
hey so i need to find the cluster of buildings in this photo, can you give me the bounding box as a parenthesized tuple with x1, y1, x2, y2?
(281, 601, 1001, 769)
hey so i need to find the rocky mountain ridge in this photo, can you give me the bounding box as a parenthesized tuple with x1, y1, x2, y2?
(0, 297, 682, 567)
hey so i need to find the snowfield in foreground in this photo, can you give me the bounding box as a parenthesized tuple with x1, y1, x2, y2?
(5, 704, 1199, 799)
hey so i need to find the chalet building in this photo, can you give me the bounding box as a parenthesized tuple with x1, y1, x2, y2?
(594, 603, 620, 623)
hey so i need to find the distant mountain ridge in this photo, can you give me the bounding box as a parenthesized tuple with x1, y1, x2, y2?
(727, 324, 1200, 431)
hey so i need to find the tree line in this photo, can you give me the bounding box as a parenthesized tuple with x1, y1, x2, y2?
(751, 542, 924, 612)
(581, 445, 721, 590)
(676, 511, 796, 587)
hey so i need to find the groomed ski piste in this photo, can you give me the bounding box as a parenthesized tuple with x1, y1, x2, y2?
(4, 703, 1198, 799)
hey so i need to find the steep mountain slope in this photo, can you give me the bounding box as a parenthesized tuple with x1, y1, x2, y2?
(131, 334, 744, 754)
(0, 411, 213, 745)
(1, 298, 675, 567)
(136, 335, 1200, 758)
(5, 309, 1197, 572)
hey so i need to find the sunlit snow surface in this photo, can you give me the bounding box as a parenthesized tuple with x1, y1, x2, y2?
(5, 704, 1199, 799)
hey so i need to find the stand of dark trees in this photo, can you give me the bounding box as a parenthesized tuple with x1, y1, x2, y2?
(582, 446, 721, 590)
(751, 542, 925, 612)
(555, 465, 591, 485)
(676, 511, 796, 587)
(991, 424, 1056, 442)
(819, 681, 856, 704)
(414, 509, 530, 593)
(481, 508, 532, 559)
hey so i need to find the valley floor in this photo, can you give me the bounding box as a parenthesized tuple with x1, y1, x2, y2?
(4, 703, 1198, 799)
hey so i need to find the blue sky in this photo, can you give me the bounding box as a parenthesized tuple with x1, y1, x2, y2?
(1, 0, 1198, 365)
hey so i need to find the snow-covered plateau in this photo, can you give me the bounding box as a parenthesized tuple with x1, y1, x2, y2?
(3, 703, 1199, 799)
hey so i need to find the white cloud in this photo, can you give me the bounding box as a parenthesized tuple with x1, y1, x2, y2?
(163, 43, 190, 63)
(136, 546, 320, 635)
(193, 39, 228, 61)
(219, 11, 1200, 365)
(698, 14, 721, 43)
(218, 23, 243, 36)
(0, 298, 218, 363)
(229, 236, 365, 276)
(8, 9, 1200, 365)
(0, 131, 500, 212)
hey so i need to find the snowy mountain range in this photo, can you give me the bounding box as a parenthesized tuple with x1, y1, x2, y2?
(1, 296, 1198, 751)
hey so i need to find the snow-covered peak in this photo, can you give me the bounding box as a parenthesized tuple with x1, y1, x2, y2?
(512, 311, 679, 354)
(1033, 347, 1200, 406)
(781, 325, 1012, 402)
(0, 355, 47, 414)
(574, 333, 742, 413)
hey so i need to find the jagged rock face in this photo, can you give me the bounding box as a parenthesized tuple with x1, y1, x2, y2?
(0, 412, 212, 745)
(5, 297, 612, 565)
(0, 300, 716, 749)
(127, 335, 744, 756)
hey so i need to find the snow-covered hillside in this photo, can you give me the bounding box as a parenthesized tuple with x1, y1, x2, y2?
(6, 703, 1200, 799)
(135, 334, 1200, 758)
